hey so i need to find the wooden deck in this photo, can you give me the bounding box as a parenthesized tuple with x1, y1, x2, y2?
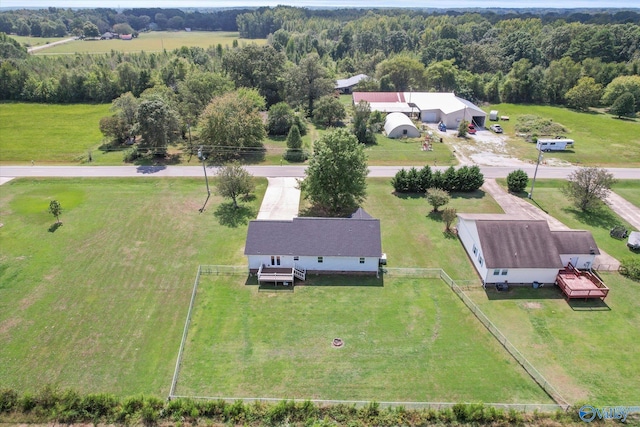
(257, 266, 294, 283)
(556, 263, 609, 300)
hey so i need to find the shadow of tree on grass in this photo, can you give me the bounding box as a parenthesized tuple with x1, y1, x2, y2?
(213, 202, 255, 228)
(48, 222, 62, 233)
(563, 204, 620, 230)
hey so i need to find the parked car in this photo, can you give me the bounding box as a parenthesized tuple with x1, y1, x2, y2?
(490, 124, 503, 133)
(467, 123, 476, 134)
(438, 122, 447, 132)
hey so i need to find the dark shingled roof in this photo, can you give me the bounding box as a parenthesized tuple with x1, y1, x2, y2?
(551, 230, 600, 255)
(244, 211, 382, 258)
(476, 220, 563, 269)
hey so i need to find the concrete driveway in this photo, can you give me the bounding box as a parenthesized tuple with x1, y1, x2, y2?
(256, 177, 301, 220)
(481, 179, 620, 270)
(605, 192, 640, 231)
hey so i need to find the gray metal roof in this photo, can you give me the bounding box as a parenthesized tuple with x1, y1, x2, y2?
(244, 211, 382, 258)
(335, 74, 369, 89)
(551, 230, 600, 255)
(476, 220, 563, 269)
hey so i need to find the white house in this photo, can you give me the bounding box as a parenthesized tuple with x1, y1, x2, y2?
(384, 112, 421, 138)
(551, 230, 600, 270)
(245, 209, 382, 281)
(353, 92, 487, 129)
(457, 214, 594, 286)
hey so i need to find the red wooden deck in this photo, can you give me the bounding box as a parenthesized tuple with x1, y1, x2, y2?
(556, 263, 609, 300)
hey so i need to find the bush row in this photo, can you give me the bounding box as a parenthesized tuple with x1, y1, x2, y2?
(0, 386, 580, 426)
(392, 165, 484, 193)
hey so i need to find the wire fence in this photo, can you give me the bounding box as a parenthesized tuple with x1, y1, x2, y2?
(169, 265, 248, 398)
(169, 395, 566, 413)
(169, 265, 570, 412)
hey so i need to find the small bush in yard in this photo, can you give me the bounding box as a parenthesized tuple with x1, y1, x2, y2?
(620, 257, 640, 281)
(507, 169, 529, 193)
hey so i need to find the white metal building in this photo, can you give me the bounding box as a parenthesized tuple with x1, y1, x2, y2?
(383, 112, 421, 138)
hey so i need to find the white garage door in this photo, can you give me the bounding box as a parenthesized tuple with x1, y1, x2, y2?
(422, 112, 437, 122)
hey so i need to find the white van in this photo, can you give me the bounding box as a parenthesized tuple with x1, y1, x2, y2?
(536, 138, 574, 151)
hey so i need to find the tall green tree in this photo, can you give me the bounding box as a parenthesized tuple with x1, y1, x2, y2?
(216, 163, 255, 208)
(313, 95, 345, 127)
(284, 53, 334, 116)
(376, 54, 425, 92)
(609, 92, 636, 119)
(565, 77, 603, 111)
(300, 128, 368, 216)
(136, 98, 180, 156)
(198, 90, 266, 160)
(563, 167, 616, 212)
(351, 100, 376, 145)
(222, 45, 286, 106)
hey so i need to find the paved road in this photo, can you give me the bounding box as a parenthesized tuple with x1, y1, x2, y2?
(2, 165, 640, 179)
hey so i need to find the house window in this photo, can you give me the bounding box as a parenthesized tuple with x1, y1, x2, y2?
(493, 269, 500, 276)
(293, 256, 299, 261)
(501, 269, 508, 275)
(318, 256, 323, 263)
(403, 129, 408, 135)
(473, 244, 478, 255)
(359, 257, 365, 264)
(479, 256, 483, 266)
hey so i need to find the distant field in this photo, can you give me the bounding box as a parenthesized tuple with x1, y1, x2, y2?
(177, 274, 551, 403)
(8, 34, 68, 48)
(0, 103, 111, 164)
(30, 31, 266, 55)
(485, 104, 640, 167)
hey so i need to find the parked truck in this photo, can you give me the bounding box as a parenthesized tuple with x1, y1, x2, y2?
(536, 138, 574, 151)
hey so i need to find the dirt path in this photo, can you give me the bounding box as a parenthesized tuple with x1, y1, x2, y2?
(482, 179, 620, 270)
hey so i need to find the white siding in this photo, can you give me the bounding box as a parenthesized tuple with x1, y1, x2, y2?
(248, 254, 378, 273)
(559, 254, 596, 270)
(484, 268, 559, 285)
(457, 217, 488, 281)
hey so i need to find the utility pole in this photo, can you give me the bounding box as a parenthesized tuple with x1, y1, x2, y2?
(529, 146, 543, 199)
(198, 146, 211, 212)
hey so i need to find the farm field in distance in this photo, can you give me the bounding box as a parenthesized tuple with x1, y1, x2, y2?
(22, 31, 267, 55)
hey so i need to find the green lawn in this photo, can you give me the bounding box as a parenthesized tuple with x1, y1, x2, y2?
(485, 104, 640, 167)
(8, 34, 69, 48)
(0, 177, 266, 395)
(177, 275, 552, 403)
(465, 273, 640, 405)
(30, 31, 266, 55)
(0, 103, 112, 164)
(612, 180, 640, 209)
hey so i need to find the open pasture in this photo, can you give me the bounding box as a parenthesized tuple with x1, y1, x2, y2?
(485, 104, 640, 168)
(31, 31, 266, 55)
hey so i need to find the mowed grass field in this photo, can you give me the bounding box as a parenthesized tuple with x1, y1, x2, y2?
(465, 272, 640, 405)
(8, 35, 69, 48)
(0, 103, 111, 164)
(177, 275, 551, 403)
(30, 31, 266, 55)
(485, 104, 640, 167)
(0, 177, 266, 395)
(612, 180, 640, 208)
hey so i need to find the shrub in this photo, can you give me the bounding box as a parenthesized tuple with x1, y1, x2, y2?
(80, 393, 118, 420)
(456, 165, 484, 192)
(0, 388, 18, 413)
(123, 146, 140, 162)
(507, 169, 529, 193)
(426, 187, 450, 212)
(620, 257, 640, 281)
(283, 149, 308, 162)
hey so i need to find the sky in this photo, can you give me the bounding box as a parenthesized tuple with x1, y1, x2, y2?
(1, 0, 637, 9)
